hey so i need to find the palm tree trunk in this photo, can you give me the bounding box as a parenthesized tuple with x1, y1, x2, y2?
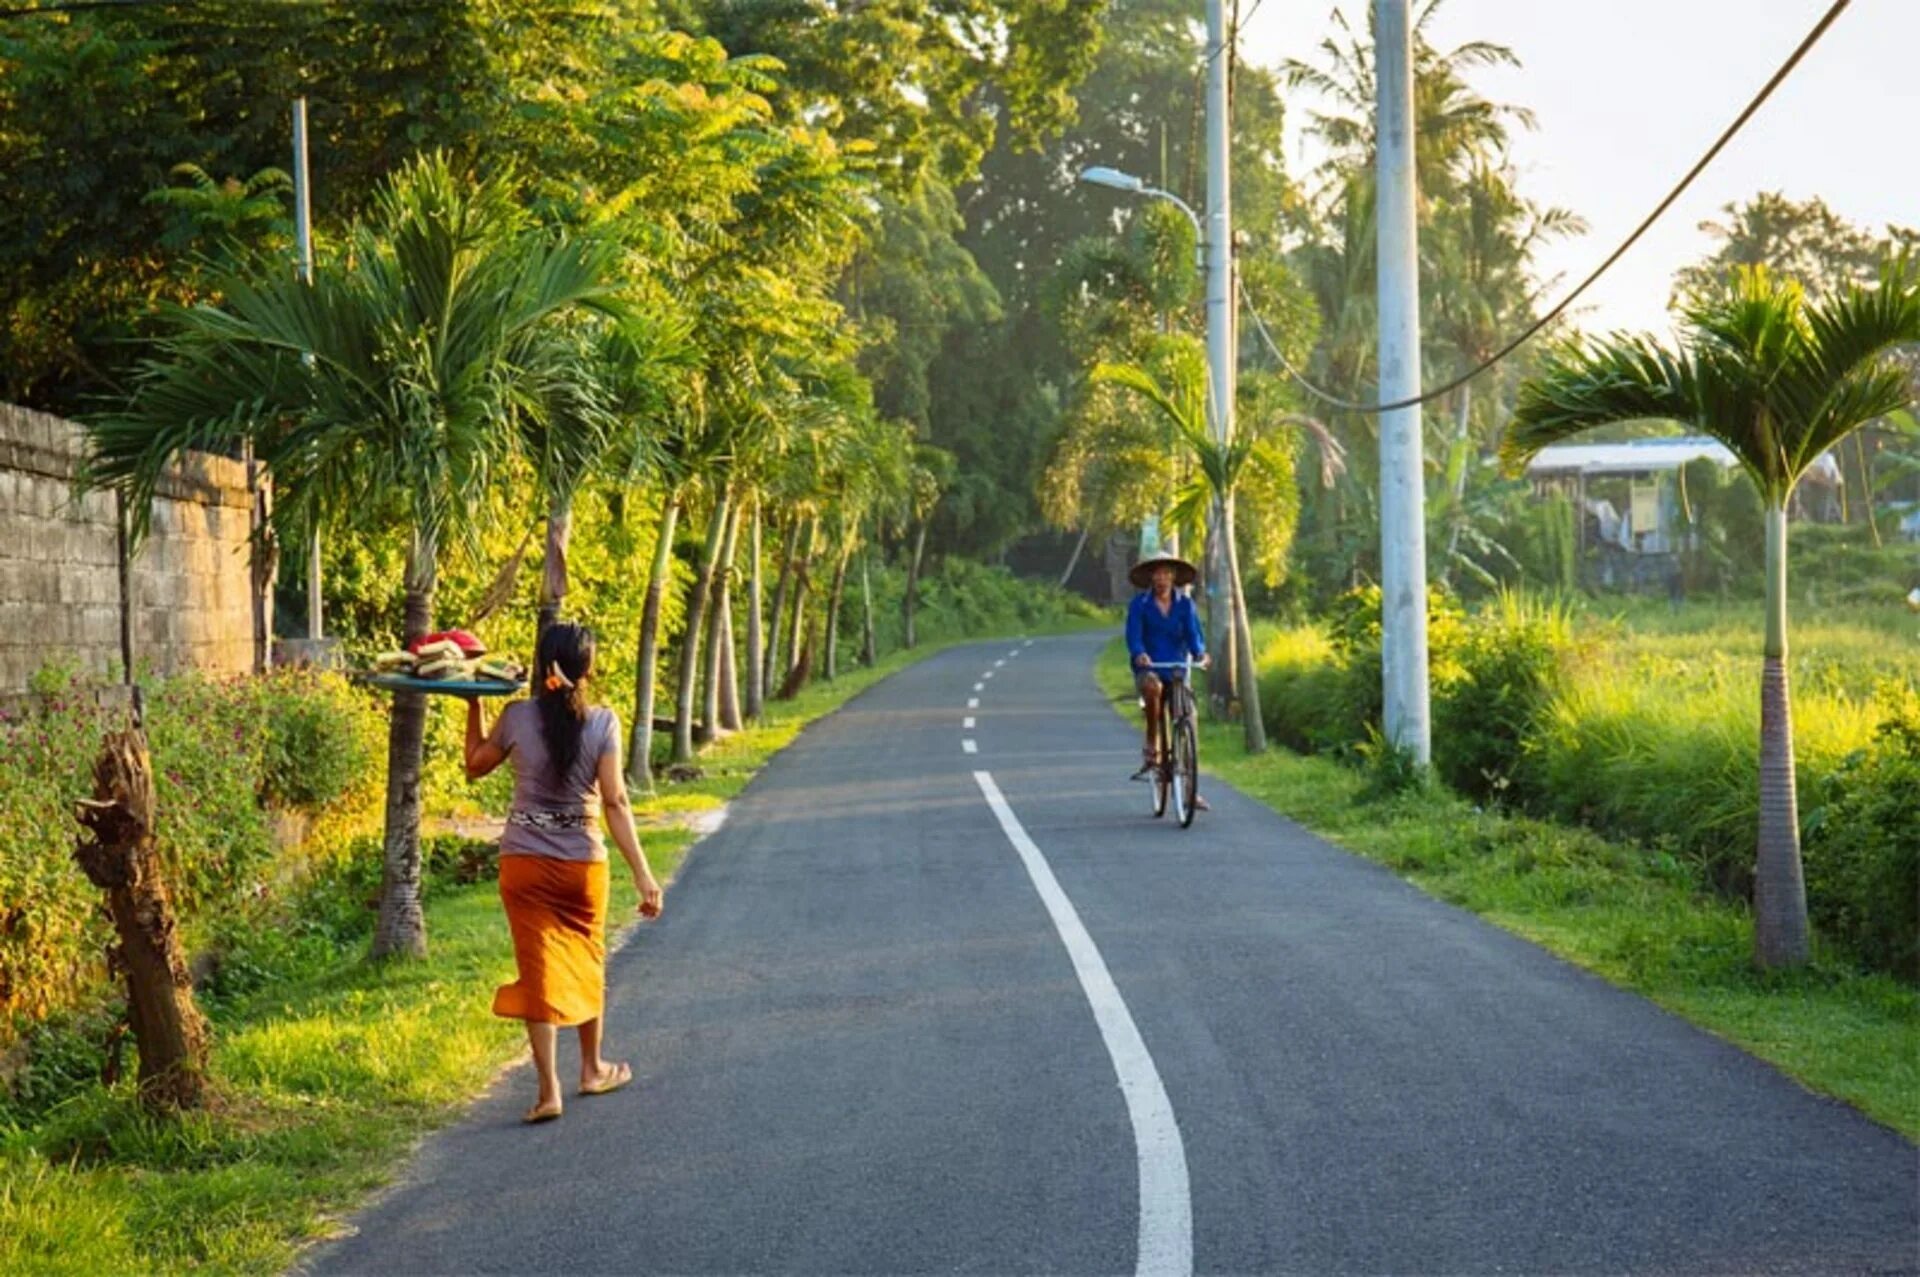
(745, 497, 765, 722)
(700, 498, 741, 742)
(1206, 498, 1232, 717)
(1854, 432, 1882, 547)
(1058, 526, 1090, 588)
(784, 519, 816, 690)
(903, 520, 928, 649)
(373, 530, 435, 960)
(536, 497, 571, 641)
(1754, 503, 1809, 969)
(860, 548, 878, 667)
(674, 490, 730, 765)
(824, 545, 850, 681)
(764, 516, 799, 695)
(627, 490, 679, 792)
(1224, 493, 1266, 754)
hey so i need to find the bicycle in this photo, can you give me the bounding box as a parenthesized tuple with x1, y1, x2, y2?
(1137, 659, 1201, 828)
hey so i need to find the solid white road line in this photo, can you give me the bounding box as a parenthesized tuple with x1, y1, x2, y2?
(964, 716, 976, 729)
(963, 739, 978, 755)
(968, 698, 980, 709)
(972, 771, 1193, 1277)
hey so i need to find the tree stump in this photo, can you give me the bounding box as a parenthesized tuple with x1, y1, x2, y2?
(73, 727, 209, 1110)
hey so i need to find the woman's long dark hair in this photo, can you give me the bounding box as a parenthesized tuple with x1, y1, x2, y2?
(534, 622, 596, 783)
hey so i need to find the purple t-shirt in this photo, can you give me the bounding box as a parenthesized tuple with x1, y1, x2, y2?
(489, 701, 620, 861)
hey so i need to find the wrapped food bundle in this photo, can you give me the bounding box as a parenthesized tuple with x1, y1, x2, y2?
(415, 648, 471, 680)
(374, 650, 418, 674)
(474, 655, 526, 685)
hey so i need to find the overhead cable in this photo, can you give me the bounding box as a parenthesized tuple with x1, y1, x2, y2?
(1245, 0, 1853, 415)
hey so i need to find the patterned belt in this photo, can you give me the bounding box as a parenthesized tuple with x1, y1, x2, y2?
(507, 806, 590, 832)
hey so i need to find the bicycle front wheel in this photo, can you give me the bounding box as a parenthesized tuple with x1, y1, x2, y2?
(1173, 714, 1199, 828)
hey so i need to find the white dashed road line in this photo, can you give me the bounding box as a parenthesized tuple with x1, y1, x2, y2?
(962, 739, 978, 755)
(974, 682, 985, 692)
(964, 717, 976, 729)
(968, 698, 979, 709)
(972, 771, 1193, 1277)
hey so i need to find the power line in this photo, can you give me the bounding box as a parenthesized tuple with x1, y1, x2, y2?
(1247, 0, 1855, 416)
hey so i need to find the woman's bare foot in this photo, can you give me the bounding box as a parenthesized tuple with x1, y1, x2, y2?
(579, 1060, 633, 1096)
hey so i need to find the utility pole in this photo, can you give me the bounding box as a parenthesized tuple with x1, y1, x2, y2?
(1374, 0, 1432, 765)
(1204, 0, 1234, 704)
(293, 97, 323, 645)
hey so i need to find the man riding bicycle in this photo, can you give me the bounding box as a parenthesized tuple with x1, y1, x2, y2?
(1126, 554, 1210, 784)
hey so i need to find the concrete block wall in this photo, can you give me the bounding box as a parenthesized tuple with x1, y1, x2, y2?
(0, 403, 253, 693)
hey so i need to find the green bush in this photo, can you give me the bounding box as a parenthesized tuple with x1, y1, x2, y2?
(1256, 626, 1354, 753)
(1248, 596, 1915, 982)
(1432, 592, 1576, 804)
(1803, 686, 1920, 980)
(258, 668, 381, 812)
(0, 668, 385, 1047)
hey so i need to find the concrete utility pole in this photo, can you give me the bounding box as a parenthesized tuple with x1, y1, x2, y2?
(1374, 0, 1432, 765)
(1204, 0, 1233, 566)
(293, 97, 323, 643)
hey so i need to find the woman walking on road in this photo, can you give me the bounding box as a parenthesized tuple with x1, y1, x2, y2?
(463, 621, 665, 1124)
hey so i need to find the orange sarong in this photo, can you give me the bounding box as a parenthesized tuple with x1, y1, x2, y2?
(493, 855, 609, 1026)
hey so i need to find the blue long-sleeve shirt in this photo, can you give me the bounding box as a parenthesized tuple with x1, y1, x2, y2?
(1126, 590, 1206, 669)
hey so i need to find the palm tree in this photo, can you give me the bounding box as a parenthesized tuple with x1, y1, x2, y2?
(89, 155, 627, 960)
(1504, 261, 1920, 969)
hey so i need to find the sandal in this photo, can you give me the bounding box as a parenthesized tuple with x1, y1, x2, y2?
(523, 1101, 563, 1125)
(579, 1060, 633, 1097)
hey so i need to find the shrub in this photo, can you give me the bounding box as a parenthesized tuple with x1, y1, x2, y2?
(258, 668, 382, 813)
(1329, 585, 1467, 738)
(1433, 592, 1576, 804)
(1256, 626, 1355, 753)
(0, 668, 385, 1047)
(1520, 657, 1881, 898)
(1803, 685, 1920, 980)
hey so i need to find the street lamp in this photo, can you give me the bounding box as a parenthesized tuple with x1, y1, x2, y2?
(1077, 166, 1204, 271)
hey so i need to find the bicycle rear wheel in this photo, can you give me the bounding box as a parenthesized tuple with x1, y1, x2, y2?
(1173, 710, 1199, 828)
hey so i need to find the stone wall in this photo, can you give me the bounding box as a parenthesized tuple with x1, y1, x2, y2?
(0, 403, 253, 693)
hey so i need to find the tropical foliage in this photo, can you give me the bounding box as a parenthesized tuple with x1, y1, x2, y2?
(1504, 261, 1920, 968)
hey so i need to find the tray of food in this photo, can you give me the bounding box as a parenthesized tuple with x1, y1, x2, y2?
(355, 630, 527, 697)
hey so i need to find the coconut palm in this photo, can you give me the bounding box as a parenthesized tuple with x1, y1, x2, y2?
(1504, 261, 1920, 969)
(88, 154, 628, 960)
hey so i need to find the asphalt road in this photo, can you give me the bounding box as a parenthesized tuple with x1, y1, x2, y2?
(308, 633, 1918, 1276)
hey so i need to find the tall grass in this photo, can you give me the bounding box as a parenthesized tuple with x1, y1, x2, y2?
(1252, 594, 1918, 977)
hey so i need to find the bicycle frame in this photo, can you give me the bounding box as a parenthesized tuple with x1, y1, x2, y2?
(1139, 659, 1201, 826)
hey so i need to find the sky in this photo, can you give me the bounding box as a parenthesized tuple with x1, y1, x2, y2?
(1238, 0, 1920, 336)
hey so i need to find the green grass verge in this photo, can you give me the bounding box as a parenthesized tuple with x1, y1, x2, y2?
(0, 639, 969, 1276)
(1097, 637, 1919, 1141)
